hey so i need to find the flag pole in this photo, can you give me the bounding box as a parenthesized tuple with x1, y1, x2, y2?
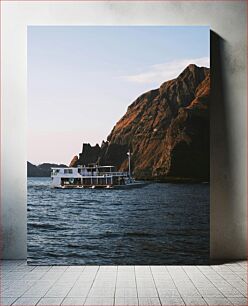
(128, 150, 131, 178)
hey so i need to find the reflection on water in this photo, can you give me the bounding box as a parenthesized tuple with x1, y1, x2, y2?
(27, 178, 209, 265)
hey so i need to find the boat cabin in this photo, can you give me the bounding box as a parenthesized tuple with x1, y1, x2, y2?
(51, 165, 128, 188)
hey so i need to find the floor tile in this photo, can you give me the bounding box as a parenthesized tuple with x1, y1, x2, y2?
(115, 287, 137, 298)
(182, 297, 207, 305)
(61, 297, 86, 305)
(204, 297, 233, 305)
(197, 287, 224, 297)
(99, 266, 117, 272)
(49, 266, 69, 272)
(0, 297, 18, 306)
(96, 272, 117, 280)
(4, 272, 28, 280)
(45, 284, 72, 297)
(178, 288, 201, 298)
(32, 266, 52, 272)
(88, 287, 115, 298)
(65, 266, 85, 272)
(83, 266, 99, 274)
(92, 280, 116, 288)
(12, 297, 41, 305)
(157, 288, 180, 298)
(85, 297, 114, 305)
(135, 266, 151, 273)
(60, 271, 81, 279)
(154, 279, 175, 286)
(138, 287, 158, 298)
(76, 278, 95, 285)
(160, 297, 185, 305)
(228, 297, 248, 305)
(117, 272, 136, 278)
(2, 289, 30, 298)
(22, 282, 53, 297)
(13, 265, 35, 272)
(67, 285, 91, 297)
(115, 297, 138, 305)
(116, 279, 136, 288)
(40, 272, 64, 281)
(37, 297, 64, 305)
(118, 266, 135, 272)
(138, 297, 161, 305)
(136, 278, 155, 286)
(217, 286, 244, 297)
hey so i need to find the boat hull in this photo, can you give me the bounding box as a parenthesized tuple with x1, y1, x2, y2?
(113, 181, 147, 189)
(53, 181, 147, 189)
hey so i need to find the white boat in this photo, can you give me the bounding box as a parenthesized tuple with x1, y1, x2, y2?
(51, 151, 146, 189)
(51, 165, 146, 189)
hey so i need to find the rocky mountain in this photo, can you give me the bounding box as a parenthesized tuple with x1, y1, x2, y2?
(27, 162, 67, 177)
(69, 144, 101, 167)
(70, 64, 210, 181)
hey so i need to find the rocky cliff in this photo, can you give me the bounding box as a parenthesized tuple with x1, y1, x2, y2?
(71, 64, 210, 181)
(76, 143, 101, 166)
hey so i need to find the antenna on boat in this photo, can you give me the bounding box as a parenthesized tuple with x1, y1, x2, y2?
(127, 150, 131, 178)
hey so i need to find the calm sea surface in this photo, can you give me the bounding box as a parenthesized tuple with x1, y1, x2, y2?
(27, 177, 209, 265)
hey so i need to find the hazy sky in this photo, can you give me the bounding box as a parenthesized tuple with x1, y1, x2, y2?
(28, 26, 209, 165)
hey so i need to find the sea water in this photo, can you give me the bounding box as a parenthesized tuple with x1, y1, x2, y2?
(27, 177, 209, 265)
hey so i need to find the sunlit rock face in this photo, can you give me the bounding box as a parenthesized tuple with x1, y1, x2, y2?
(74, 64, 210, 181)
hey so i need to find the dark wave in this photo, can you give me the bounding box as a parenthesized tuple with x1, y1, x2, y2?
(29, 222, 64, 230)
(124, 232, 156, 237)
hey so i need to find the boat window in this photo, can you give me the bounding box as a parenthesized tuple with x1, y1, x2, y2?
(52, 169, 60, 175)
(87, 168, 95, 172)
(64, 169, 73, 174)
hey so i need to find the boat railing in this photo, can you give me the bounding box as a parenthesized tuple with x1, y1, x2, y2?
(51, 171, 129, 177)
(101, 172, 128, 177)
(78, 171, 128, 177)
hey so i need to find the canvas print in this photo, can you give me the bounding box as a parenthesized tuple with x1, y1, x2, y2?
(27, 26, 210, 265)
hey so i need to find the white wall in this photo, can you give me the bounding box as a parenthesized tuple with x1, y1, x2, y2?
(1, 1, 246, 260)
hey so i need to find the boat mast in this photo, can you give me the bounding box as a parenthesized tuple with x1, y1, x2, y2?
(127, 150, 131, 178)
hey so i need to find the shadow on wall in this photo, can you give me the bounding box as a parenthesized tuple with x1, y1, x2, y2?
(210, 31, 242, 261)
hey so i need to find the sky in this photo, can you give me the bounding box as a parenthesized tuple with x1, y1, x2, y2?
(28, 26, 209, 165)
